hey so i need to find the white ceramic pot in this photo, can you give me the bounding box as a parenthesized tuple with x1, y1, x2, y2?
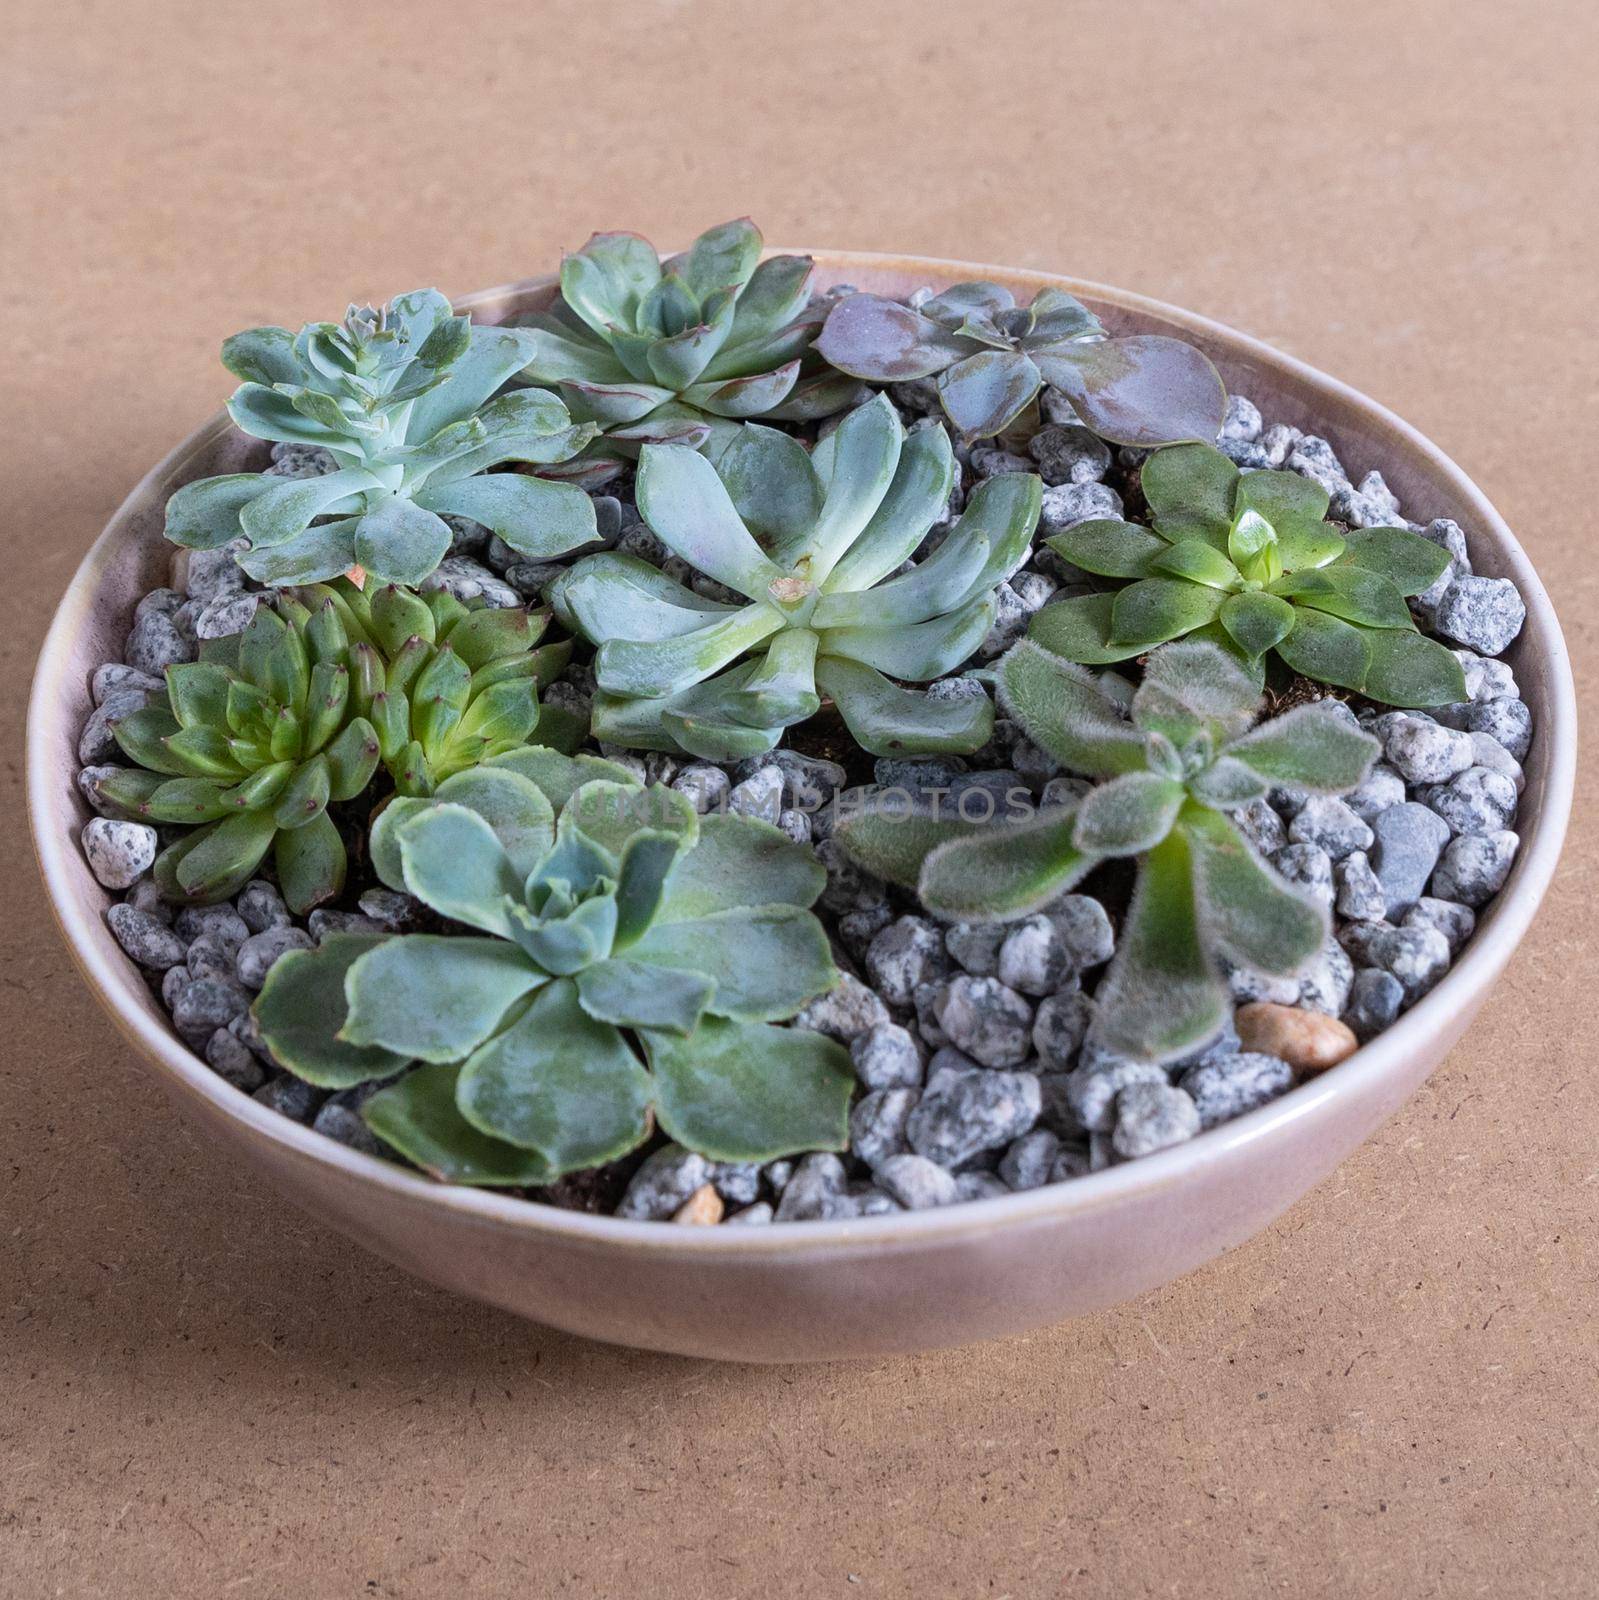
(27, 254, 1576, 1362)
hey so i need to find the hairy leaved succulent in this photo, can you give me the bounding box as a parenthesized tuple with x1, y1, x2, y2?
(515, 219, 865, 478)
(94, 604, 383, 913)
(165, 290, 601, 586)
(815, 281, 1228, 445)
(835, 639, 1379, 1062)
(1031, 441, 1467, 707)
(254, 749, 853, 1182)
(284, 578, 578, 796)
(548, 392, 1042, 761)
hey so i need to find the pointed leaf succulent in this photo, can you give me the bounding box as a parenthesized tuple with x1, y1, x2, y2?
(94, 603, 383, 912)
(548, 393, 1041, 760)
(1031, 441, 1467, 706)
(835, 638, 1380, 1063)
(815, 281, 1228, 445)
(253, 750, 852, 1181)
(515, 220, 867, 483)
(284, 577, 576, 796)
(166, 290, 601, 586)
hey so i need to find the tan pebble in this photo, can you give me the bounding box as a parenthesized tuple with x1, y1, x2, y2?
(671, 1184, 724, 1225)
(1235, 1001, 1358, 1076)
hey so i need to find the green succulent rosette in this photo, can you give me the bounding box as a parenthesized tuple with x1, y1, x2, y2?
(514, 219, 866, 482)
(253, 749, 852, 1182)
(165, 290, 601, 586)
(1031, 441, 1467, 707)
(548, 392, 1041, 762)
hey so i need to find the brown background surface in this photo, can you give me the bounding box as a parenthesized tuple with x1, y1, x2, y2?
(4, 1, 1595, 1594)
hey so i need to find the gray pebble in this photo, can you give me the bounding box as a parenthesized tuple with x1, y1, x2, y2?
(1342, 968, 1404, 1042)
(1369, 802, 1452, 917)
(235, 925, 315, 990)
(1219, 394, 1263, 443)
(865, 915, 951, 1007)
(1032, 986, 1088, 1070)
(252, 1075, 325, 1124)
(1289, 796, 1373, 860)
(1273, 842, 1335, 908)
(849, 1086, 917, 1168)
(970, 445, 1034, 477)
(1423, 766, 1517, 836)
(1063, 1052, 1169, 1133)
(172, 976, 252, 1040)
(106, 903, 186, 969)
(1111, 1082, 1201, 1158)
(92, 662, 163, 705)
(357, 888, 425, 931)
(1402, 896, 1476, 953)
(671, 763, 731, 814)
(307, 909, 384, 941)
(1037, 481, 1123, 534)
(1434, 576, 1526, 655)
(1285, 435, 1351, 496)
(266, 442, 338, 478)
(81, 818, 157, 889)
(1432, 830, 1519, 907)
(911, 981, 950, 1048)
(793, 971, 891, 1042)
(836, 904, 895, 961)
(1345, 763, 1408, 824)
(1258, 423, 1301, 467)
(615, 1146, 712, 1220)
(236, 879, 291, 934)
(773, 1152, 849, 1221)
(1298, 935, 1355, 1017)
(776, 809, 812, 845)
(1454, 649, 1518, 704)
(709, 1161, 763, 1207)
(1028, 423, 1111, 484)
(906, 1065, 1041, 1167)
(1177, 1052, 1293, 1129)
(998, 1129, 1061, 1190)
(1233, 796, 1288, 853)
(850, 1023, 924, 1091)
(815, 836, 888, 915)
(419, 556, 520, 609)
(174, 904, 249, 949)
(1382, 715, 1475, 785)
(945, 922, 1008, 977)
(956, 1171, 1012, 1202)
(874, 1153, 959, 1209)
(727, 763, 784, 824)
(1047, 1143, 1095, 1183)
(997, 915, 1070, 996)
(1334, 851, 1387, 921)
(186, 932, 239, 981)
(124, 610, 195, 675)
(725, 1202, 774, 1226)
(933, 976, 1035, 1067)
(1339, 922, 1452, 1000)
(1042, 894, 1115, 968)
(195, 592, 262, 640)
(1467, 732, 1524, 794)
(77, 761, 139, 815)
(160, 965, 191, 1011)
(125, 879, 173, 922)
(312, 1101, 386, 1157)
(204, 1025, 268, 1091)
(978, 582, 1031, 659)
(1464, 697, 1532, 763)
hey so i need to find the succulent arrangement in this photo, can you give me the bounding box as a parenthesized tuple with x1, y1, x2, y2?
(164, 291, 601, 586)
(550, 393, 1041, 760)
(816, 281, 1228, 445)
(254, 751, 852, 1181)
(835, 639, 1379, 1061)
(84, 224, 1518, 1219)
(1031, 441, 1467, 706)
(516, 220, 865, 482)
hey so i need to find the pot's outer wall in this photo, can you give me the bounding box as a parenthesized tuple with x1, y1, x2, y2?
(27, 257, 1576, 1362)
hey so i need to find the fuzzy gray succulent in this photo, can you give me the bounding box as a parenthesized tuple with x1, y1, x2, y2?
(835, 638, 1379, 1062)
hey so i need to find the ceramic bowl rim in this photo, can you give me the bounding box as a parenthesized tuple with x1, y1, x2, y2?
(26, 248, 1578, 1257)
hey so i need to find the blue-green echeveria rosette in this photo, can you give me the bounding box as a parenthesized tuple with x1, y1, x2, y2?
(253, 749, 852, 1183)
(835, 638, 1380, 1063)
(164, 289, 603, 588)
(1030, 441, 1468, 707)
(514, 219, 867, 482)
(548, 392, 1042, 761)
(815, 280, 1228, 446)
